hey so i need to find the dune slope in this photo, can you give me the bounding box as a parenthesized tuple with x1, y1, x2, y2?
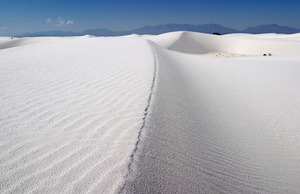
(122, 38, 300, 193)
(146, 31, 300, 56)
(0, 37, 154, 193)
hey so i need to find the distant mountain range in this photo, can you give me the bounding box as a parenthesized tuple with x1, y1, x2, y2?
(16, 24, 300, 37)
(241, 24, 300, 34)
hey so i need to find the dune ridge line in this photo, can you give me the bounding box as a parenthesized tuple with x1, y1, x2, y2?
(118, 40, 158, 193)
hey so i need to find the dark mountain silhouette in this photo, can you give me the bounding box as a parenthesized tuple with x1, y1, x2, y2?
(126, 23, 237, 35)
(16, 23, 237, 37)
(18, 30, 79, 37)
(242, 24, 300, 34)
(81, 29, 120, 36)
(16, 24, 300, 37)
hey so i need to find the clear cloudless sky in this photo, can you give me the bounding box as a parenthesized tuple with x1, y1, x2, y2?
(0, 0, 300, 36)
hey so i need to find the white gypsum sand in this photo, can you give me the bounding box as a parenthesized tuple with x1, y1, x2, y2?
(1, 32, 300, 193)
(122, 32, 300, 193)
(0, 36, 154, 193)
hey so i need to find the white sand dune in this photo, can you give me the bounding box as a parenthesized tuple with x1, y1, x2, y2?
(224, 33, 300, 41)
(0, 37, 154, 193)
(0, 37, 65, 50)
(122, 41, 300, 193)
(1, 32, 300, 193)
(122, 32, 300, 193)
(146, 31, 300, 55)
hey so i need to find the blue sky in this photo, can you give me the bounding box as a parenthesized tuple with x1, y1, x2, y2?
(0, 0, 300, 36)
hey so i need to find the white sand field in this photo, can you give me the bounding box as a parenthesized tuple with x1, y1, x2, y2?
(1, 32, 300, 193)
